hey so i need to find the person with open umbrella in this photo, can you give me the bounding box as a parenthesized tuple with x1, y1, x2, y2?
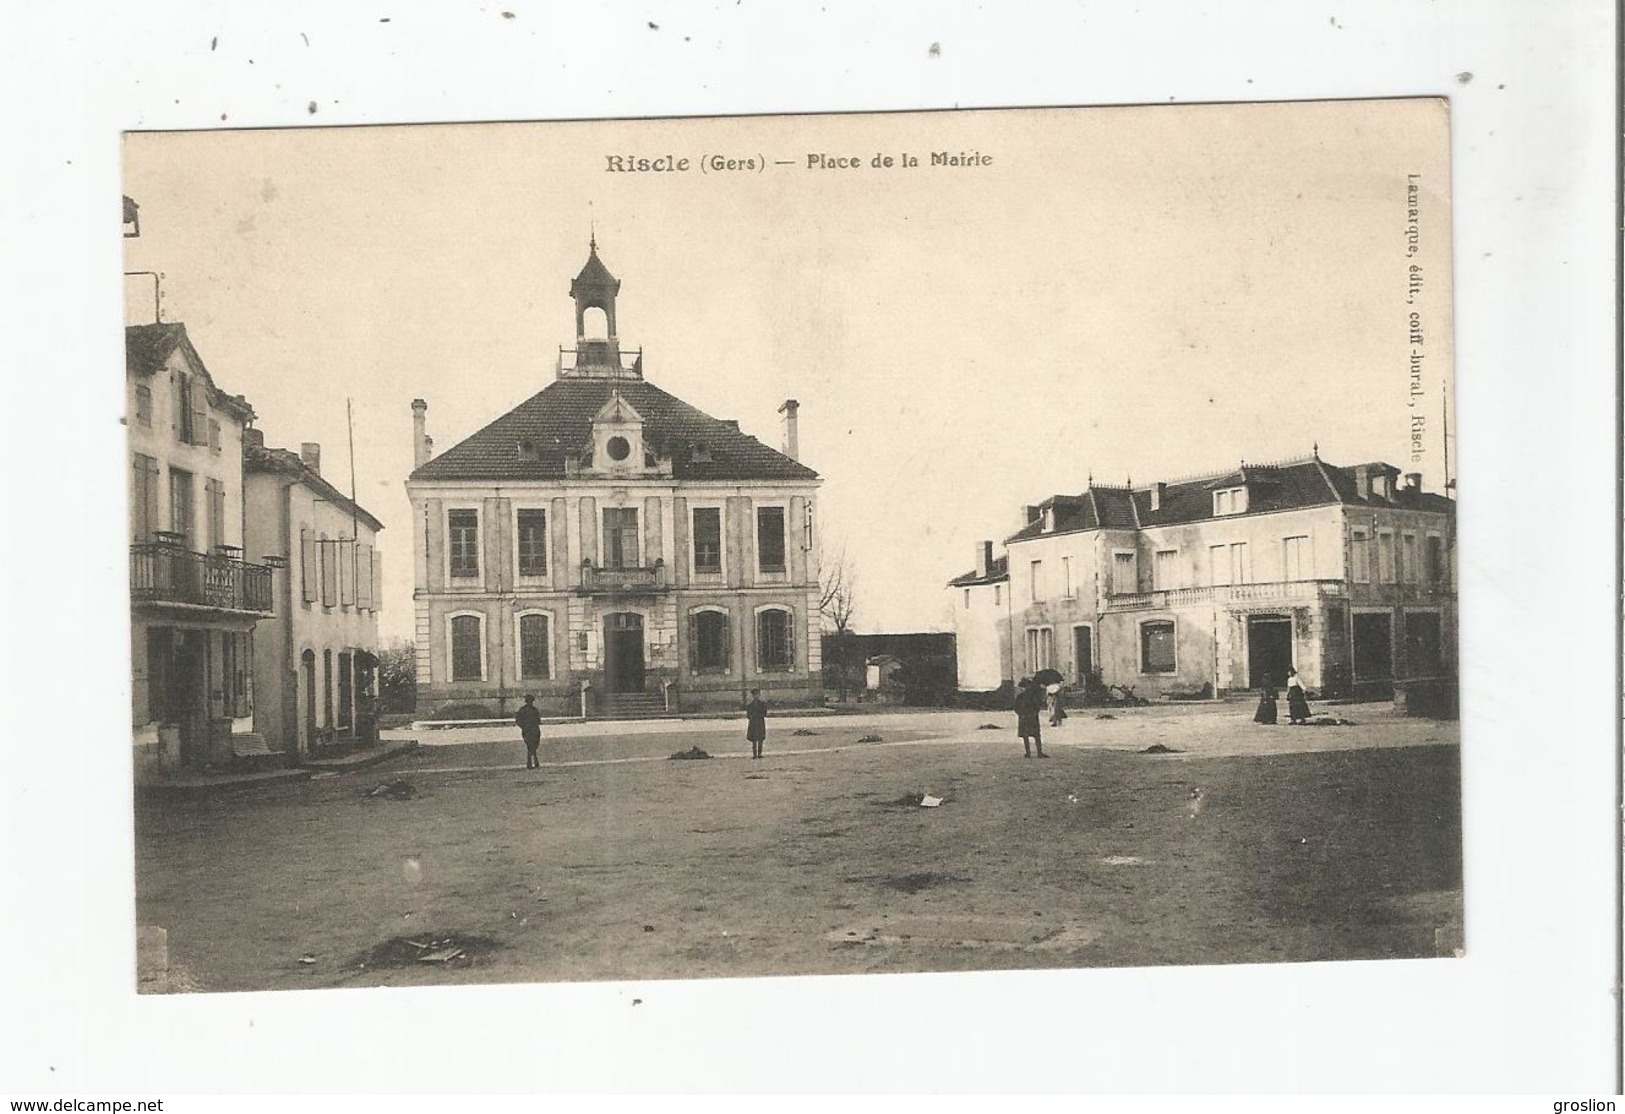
(1014, 677, 1047, 758)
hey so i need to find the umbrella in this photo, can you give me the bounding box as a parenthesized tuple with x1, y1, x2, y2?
(1032, 668, 1064, 686)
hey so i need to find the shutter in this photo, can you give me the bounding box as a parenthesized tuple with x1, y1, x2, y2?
(340, 539, 354, 606)
(300, 530, 316, 602)
(372, 548, 382, 613)
(358, 545, 372, 609)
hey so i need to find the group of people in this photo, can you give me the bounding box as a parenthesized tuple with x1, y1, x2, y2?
(1253, 667, 1313, 725)
(512, 688, 772, 768)
(1012, 677, 1067, 758)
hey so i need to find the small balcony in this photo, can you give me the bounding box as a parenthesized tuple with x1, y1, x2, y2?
(131, 540, 275, 614)
(578, 560, 669, 595)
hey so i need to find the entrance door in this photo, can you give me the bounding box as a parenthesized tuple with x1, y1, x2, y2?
(1073, 626, 1093, 683)
(603, 612, 646, 694)
(171, 631, 208, 765)
(1247, 616, 1293, 689)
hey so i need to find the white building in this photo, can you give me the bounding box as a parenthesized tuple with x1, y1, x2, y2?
(244, 435, 385, 758)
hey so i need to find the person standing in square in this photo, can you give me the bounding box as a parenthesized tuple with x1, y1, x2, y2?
(515, 694, 543, 769)
(745, 688, 769, 759)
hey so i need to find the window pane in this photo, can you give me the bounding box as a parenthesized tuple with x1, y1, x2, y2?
(1351, 531, 1370, 583)
(449, 510, 479, 578)
(1426, 536, 1445, 584)
(692, 610, 730, 671)
(1209, 545, 1229, 587)
(693, 508, 722, 573)
(517, 509, 547, 576)
(451, 616, 482, 681)
(757, 507, 786, 572)
(169, 470, 194, 548)
(520, 613, 550, 679)
(1113, 552, 1136, 595)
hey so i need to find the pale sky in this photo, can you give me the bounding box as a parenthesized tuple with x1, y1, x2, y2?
(123, 100, 1453, 640)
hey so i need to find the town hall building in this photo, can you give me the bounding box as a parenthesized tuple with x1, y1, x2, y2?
(405, 241, 824, 716)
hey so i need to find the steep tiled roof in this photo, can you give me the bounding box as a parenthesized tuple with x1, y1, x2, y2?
(246, 444, 386, 533)
(947, 554, 1009, 587)
(1000, 457, 1452, 547)
(126, 321, 255, 421)
(410, 377, 819, 483)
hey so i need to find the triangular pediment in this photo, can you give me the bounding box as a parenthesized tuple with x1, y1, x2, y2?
(591, 389, 643, 426)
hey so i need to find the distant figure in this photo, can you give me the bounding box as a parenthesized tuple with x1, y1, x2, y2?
(1285, 668, 1312, 725)
(1014, 678, 1046, 758)
(1046, 682, 1067, 727)
(515, 694, 542, 769)
(745, 688, 769, 759)
(1253, 685, 1279, 725)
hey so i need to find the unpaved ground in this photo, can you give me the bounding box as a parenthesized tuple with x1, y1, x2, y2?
(133, 703, 1461, 993)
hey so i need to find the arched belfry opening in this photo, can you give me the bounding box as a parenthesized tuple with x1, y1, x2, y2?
(558, 235, 643, 380)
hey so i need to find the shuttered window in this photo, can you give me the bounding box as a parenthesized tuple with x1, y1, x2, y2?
(757, 609, 793, 672)
(519, 613, 550, 679)
(168, 469, 194, 549)
(689, 610, 730, 672)
(602, 508, 639, 569)
(357, 544, 373, 609)
(300, 529, 317, 603)
(1350, 531, 1371, 583)
(205, 478, 226, 551)
(1283, 536, 1309, 581)
(134, 385, 152, 427)
(450, 615, 483, 681)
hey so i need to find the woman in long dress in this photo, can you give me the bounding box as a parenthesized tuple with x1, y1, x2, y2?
(1253, 685, 1278, 724)
(1285, 668, 1311, 725)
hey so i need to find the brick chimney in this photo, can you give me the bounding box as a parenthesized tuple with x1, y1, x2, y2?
(975, 540, 994, 579)
(300, 443, 321, 476)
(411, 399, 429, 469)
(778, 399, 800, 461)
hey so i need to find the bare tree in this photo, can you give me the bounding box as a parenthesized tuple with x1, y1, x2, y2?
(817, 542, 860, 700)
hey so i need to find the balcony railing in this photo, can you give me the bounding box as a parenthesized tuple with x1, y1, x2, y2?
(557, 343, 643, 379)
(1106, 579, 1349, 612)
(131, 542, 275, 613)
(578, 562, 669, 594)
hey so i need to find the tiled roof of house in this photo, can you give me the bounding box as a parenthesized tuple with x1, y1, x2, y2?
(126, 321, 255, 421)
(947, 554, 1009, 587)
(246, 444, 386, 533)
(1000, 457, 1452, 546)
(409, 377, 819, 483)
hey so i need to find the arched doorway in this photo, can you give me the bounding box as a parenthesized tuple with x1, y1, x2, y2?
(602, 612, 645, 694)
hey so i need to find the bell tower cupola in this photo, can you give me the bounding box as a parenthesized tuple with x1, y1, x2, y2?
(561, 235, 642, 380)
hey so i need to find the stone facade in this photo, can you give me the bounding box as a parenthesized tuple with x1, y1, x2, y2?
(952, 457, 1457, 699)
(405, 244, 823, 716)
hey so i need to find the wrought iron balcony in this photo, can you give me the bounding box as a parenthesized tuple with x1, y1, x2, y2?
(578, 561, 669, 594)
(131, 541, 275, 613)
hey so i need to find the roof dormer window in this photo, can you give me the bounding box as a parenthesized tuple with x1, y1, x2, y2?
(1042, 507, 1055, 532)
(517, 439, 540, 462)
(1213, 487, 1248, 516)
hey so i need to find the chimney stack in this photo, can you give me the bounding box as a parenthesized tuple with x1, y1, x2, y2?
(300, 443, 321, 476)
(975, 541, 994, 580)
(778, 399, 800, 461)
(412, 398, 429, 469)
(1150, 481, 1166, 512)
(243, 427, 264, 451)
(1403, 471, 1423, 493)
(1353, 464, 1371, 498)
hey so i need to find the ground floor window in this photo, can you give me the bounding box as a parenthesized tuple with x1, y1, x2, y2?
(690, 609, 731, 672)
(450, 614, 484, 681)
(1140, 620, 1176, 674)
(1025, 627, 1054, 673)
(519, 613, 551, 679)
(757, 608, 793, 671)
